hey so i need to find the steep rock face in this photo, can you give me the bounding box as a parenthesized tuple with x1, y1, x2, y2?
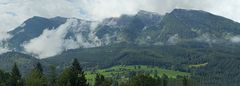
(95, 10, 163, 45)
(95, 9, 240, 46)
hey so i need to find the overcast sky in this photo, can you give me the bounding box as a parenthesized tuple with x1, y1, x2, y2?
(0, 0, 240, 36)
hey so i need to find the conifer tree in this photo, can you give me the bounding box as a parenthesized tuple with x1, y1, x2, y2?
(8, 63, 23, 86)
(25, 62, 46, 86)
(25, 69, 46, 86)
(57, 59, 88, 86)
(35, 62, 43, 74)
(57, 68, 72, 86)
(70, 58, 88, 86)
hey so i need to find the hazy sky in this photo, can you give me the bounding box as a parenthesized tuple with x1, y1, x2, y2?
(0, 0, 240, 32)
(0, 0, 239, 41)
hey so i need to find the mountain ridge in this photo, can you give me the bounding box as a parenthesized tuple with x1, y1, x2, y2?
(2, 8, 240, 58)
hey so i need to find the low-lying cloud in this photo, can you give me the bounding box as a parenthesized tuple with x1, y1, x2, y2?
(231, 36, 240, 43)
(23, 19, 78, 58)
(23, 19, 100, 58)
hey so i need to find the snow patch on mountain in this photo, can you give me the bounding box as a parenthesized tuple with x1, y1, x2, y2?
(20, 23, 26, 28)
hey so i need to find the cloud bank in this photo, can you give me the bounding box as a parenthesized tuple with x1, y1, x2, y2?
(23, 19, 79, 58)
(231, 36, 240, 43)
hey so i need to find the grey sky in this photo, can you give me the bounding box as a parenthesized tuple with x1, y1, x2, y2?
(0, 0, 239, 33)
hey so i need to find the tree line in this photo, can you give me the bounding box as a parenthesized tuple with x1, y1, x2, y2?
(0, 58, 195, 86)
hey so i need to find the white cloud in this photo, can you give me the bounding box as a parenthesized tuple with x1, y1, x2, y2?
(69, 0, 240, 23)
(0, 47, 10, 54)
(0, 29, 12, 54)
(0, 0, 81, 54)
(231, 36, 240, 43)
(23, 18, 101, 58)
(23, 19, 78, 58)
(0, 0, 80, 31)
(0, 31, 11, 41)
(23, 28, 63, 58)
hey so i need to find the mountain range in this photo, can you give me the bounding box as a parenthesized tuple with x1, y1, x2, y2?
(1, 9, 240, 86)
(2, 9, 240, 58)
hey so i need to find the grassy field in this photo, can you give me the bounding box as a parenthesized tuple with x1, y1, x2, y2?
(189, 63, 208, 68)
(85, 65, 190, 82)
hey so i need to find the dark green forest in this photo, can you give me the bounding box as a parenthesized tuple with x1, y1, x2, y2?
(2, 42, 240, 86)
(0, 58, 195, 86)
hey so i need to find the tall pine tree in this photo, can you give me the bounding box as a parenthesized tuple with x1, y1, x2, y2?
(8, 63, 23, 86)
(25, 62, 46, 86)
(70, 58, 88, 86)
(35, 62, 43, 74)
(25, 69, 46, 86)
(57, 68, 73, 86)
